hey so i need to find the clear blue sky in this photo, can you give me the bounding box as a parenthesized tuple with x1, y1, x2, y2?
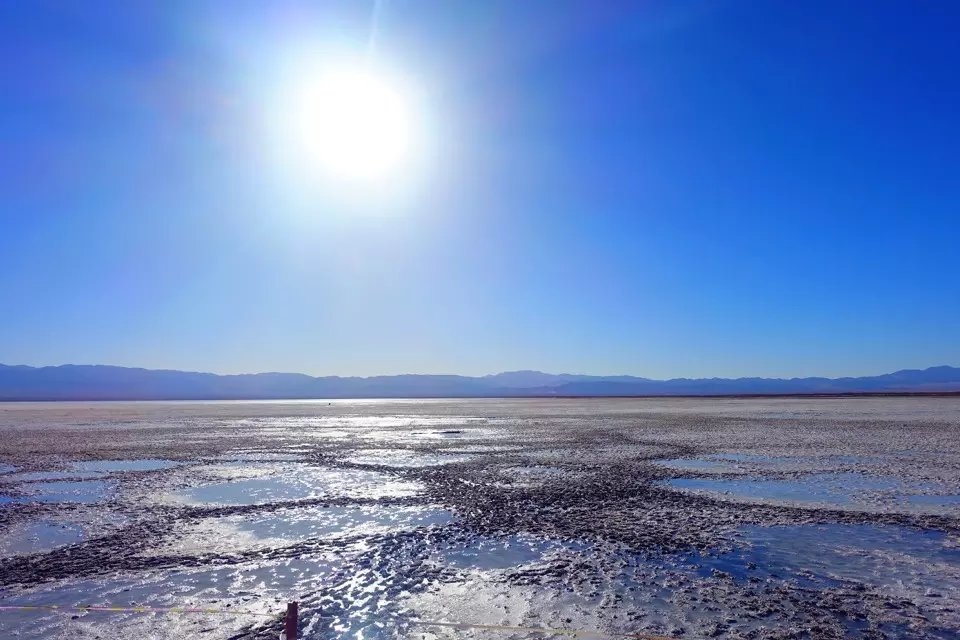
(1, 1, 958, 378)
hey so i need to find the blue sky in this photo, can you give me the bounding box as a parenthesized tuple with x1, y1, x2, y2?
(1, 1, 958, 378)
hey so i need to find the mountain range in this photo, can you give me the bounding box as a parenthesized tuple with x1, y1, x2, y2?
(1, 363, 959, 400)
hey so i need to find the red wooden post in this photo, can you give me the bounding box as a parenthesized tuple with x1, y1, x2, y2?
(284, 601, 298, 640)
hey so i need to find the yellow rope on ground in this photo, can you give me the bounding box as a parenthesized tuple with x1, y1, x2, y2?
(0, 604, 275, 617)
(0, 604, 680, 639)
(409, 617, 676, 639)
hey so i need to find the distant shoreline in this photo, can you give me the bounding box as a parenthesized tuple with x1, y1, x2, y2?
(2, 391, 960, 402)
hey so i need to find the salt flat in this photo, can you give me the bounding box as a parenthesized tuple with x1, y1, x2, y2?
(0, 398, 958, 639)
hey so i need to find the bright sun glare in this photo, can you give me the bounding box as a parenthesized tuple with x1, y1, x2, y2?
(283, 64, 418, 184)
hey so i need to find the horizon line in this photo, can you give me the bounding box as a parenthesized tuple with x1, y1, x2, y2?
(2, 361, 956, 382)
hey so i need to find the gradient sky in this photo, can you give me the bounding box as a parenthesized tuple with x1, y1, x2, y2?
(1, 1, 958, 379)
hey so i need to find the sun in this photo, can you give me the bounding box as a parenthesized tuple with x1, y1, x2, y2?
(282, 64, 418, 184)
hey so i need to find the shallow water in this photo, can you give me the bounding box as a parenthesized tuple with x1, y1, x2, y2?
(664, 472, 960, 514)
(905, 494, 960, 508)
(657, 453, 882, 474)
(173, 466, 422, 505)
(435, 534, 592, 570)
(343, 449, 471, 468)
(2, 479, 113, 504)
(701, 523, 960, 604)
(72, 459, 181, 473)
(666, 473, 892, 506)
(2, 470, 104, 482)
(0, 521, 88, 556)
(155, 505, 453, 556)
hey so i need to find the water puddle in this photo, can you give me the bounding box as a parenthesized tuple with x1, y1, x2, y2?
(156, 505, 452, 555)
(702, 523, 960, 602)
(361, 426, 497, 443)
(906, 494, 960, 507)
(0, 463, 16, 474)
(2, 470, 105, 482)
(2, 480, 114, 504)
(656, 453, 882, 474)
(663, 473, 960, 513)
(241, 505, 452, 540)
(714, 453, 801, 465)
(434, 534, 592, 570)
(172, 466, 422, 505)
(0, 521, 88, 556)
(344, 449, 471, 468)
(72, 459, 181, 473)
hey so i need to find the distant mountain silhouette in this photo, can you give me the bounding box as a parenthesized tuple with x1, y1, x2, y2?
(1, 364, 959, 400)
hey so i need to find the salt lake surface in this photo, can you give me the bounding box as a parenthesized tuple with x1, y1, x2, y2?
(0, 398, 958, 639)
